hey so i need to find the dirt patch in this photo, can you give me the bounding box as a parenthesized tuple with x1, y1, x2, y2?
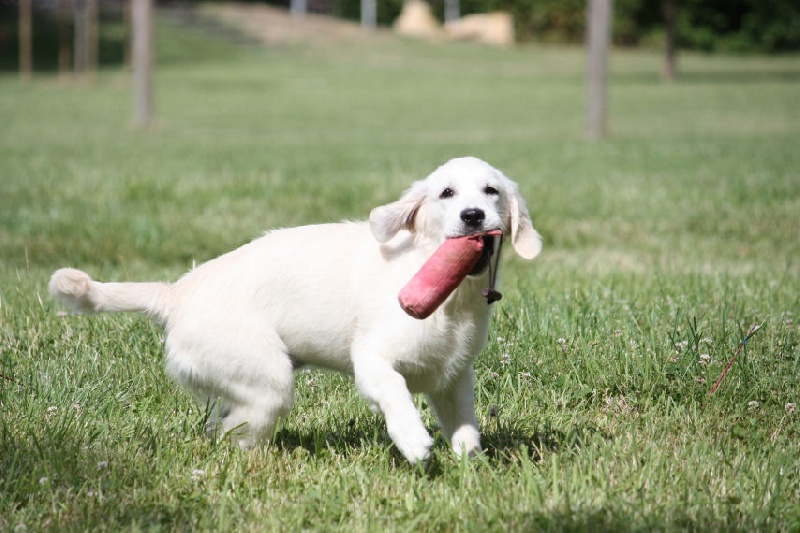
(199, 2, 389, 45)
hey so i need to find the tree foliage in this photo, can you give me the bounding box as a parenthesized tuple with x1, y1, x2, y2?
(330, 0, 800, 52)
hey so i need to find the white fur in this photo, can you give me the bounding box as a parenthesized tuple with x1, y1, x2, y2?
(49, 157, 542, 463)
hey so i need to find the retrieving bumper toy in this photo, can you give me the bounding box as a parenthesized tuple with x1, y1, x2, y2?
(398, 230, 502, 319)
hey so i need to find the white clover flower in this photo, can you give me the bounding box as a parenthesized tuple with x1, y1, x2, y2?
(785, 403, 796, 414)
(97, 461, 108, 471)
(557, 338, 568, 353)
(191, 469, 206, 481)
(748, 401, 760, 410)
(699, 354, 711, 365)
(39, 477, 48, 485)
(500, 353, 511, 365)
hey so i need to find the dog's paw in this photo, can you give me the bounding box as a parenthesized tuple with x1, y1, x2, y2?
(233, 436, 255, 450)
(389, 425, 434, 464)
(451, 426, 482, 458)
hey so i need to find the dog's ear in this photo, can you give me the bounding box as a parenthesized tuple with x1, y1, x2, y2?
(504, 178, 542, 260)
(370, 182, 428, 242)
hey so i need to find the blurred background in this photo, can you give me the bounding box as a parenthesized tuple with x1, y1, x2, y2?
(1, 0, 798, 274)
(3, 0, 800, 75)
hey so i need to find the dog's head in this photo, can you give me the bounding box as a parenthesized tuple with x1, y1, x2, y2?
(370, 157, 542, 261)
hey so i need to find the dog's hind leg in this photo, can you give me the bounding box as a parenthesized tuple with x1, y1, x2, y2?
(166, 329, 295, 449)
(194, 377, 295, 449)
(217, 396, 292, 449)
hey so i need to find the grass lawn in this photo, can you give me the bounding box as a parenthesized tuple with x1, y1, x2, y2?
(1, 17, 800, 532)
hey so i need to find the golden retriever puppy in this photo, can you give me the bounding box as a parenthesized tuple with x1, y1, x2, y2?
(49, 157, 541, 463)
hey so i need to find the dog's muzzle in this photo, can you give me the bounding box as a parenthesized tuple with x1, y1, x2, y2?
(469, 233, 498, 276)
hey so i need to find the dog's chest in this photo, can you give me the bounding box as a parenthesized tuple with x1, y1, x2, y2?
(390, 310, 490, 393)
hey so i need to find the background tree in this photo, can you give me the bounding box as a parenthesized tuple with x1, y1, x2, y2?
(663, 0, 677, 80)
(132, 0, 153, 127)
(19, 0, 32, 80)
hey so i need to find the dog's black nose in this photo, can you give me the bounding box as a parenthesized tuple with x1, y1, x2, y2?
(460, 208, 486, 228)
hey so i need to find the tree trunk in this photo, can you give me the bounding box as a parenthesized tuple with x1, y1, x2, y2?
(132, 0, 153, 128)
(663, 0, 678, 81)
(20, 0, 32, 81)
(123, 0, 132, 70)
(87, 0, 98, 76)
(74, 0, 87, 74)
(58, 0, 71, 78)
(361, 0, 376, 29)
(291, 0, 306, 19)
(444, 0, 459, 24)
(587, 0, 612, 139)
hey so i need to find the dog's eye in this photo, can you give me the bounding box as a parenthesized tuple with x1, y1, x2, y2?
(440, 187, 455, 199)
(484, 186, 499, 196)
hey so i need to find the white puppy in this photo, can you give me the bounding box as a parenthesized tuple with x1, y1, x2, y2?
(49, 157, 541, 463)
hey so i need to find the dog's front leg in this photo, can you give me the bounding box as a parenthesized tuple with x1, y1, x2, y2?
(426, 365, 482, 458)
(353, 353, 433, 464)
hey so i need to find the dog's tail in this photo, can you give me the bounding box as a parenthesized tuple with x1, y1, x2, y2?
(49, 268, 172, 322)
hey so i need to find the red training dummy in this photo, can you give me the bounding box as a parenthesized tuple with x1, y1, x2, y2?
(398, 230, 501, 319)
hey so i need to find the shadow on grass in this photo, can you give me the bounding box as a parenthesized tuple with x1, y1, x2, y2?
(481, 420, 612, 464)
(613, 69, 800, 86)
(270, 415, 612, 471)
(677, 69, 800, 84)
(272, 416, 391, 459)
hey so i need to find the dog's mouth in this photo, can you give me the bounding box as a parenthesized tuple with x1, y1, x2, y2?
(468, 233, 498, 276)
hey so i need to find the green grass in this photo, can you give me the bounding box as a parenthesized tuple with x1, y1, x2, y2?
(2, 19, 800, 531)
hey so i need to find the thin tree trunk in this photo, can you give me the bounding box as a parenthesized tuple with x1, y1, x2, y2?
(59, 0, 71, 78)
(123, 0, 131, 70)
(86, 0, 98, 77)
(444, 0, 459, 23)
(74, 0, 87, 74)
(587, 0, 612, 139)
(20, 0, 32, 81)
(291, 0, 306, 19)
(132, 0, 153, 128)
(663, 0, 678, 81)
(361, 0, 376, 29)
